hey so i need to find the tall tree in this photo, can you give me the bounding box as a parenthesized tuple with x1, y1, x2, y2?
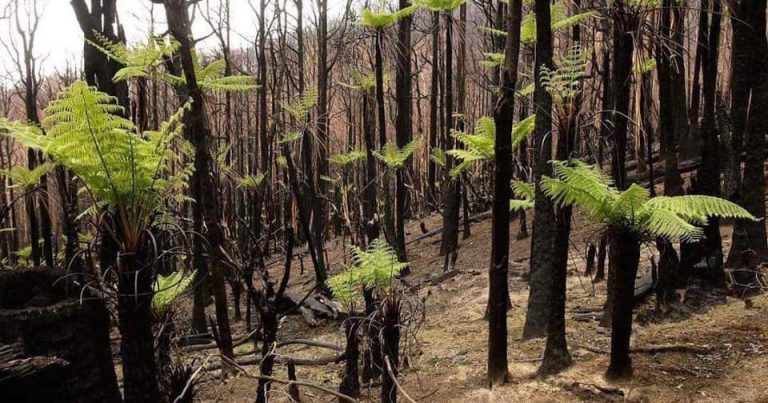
(394, 0, 414, 261)
(523, 0, 556, 340)
(726, 0, 768, 289)
(159, 0, 235, 371)
(488, 0, 521, 387)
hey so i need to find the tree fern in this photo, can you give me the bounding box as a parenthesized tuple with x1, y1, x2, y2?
(283, 89, 318, 121)
(373, 138, 422, 170)
(448, 115, 535, 177)
(90, 33, 255, 92)
(415, 0, 466, 12)
(510, 180, 535, 211)
(521, 2, 595, 45)
(330, 149, 367, 166)
(2, 81, 190, 254)
(360, 3, 419, 28)
(430, 148, 447, 167)
(480, 52, 506, 68)
(327, 238, 409, 308)
(541, 160, 757, 242)
(540, 45, 586, 105)
(1, 162, 51, 189)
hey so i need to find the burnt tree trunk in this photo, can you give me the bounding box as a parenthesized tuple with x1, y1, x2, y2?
(163, 0, 235, 368)
(488, 0, 521, 387)
(394, 0, 413, 261)
(523, 0, 556, 340)
(726, 0, 768, 291)
(605, 228, 640, 381)
(116, 252, 161, 402)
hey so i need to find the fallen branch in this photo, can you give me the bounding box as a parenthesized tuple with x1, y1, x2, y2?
(221, 355, 357, 402)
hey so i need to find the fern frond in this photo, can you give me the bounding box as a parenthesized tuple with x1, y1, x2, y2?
(373, 138, 421, 169)
(415, 0, 466, 12)
(1, 163, 51, 189)
(330, 149, 367, 166)
(512, 114, 536, 148)
(153, 271, 195, 313)
(430, 148, 447, 167)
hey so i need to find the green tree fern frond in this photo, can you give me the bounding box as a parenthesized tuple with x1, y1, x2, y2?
(330, 149, 367, 166)
(1, 163, 51, 189)
(373, 138, 422, 169)
(153, 271, 195, 313)
(327, 238, 408, 308)
(360, 3, 419, 28)
(283, 89, 318, 120)
(541, 160, 758, 242)
(415, 0, 466, 12)
(512, 114, 536, 148)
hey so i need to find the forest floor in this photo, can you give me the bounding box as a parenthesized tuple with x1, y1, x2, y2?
(193, 210, 768, 402)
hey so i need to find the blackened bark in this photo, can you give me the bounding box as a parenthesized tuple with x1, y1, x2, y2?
(609, 3, 636, 191)
(440, 12, 461, 271)
(117, 253, 161, 402)
(380, 296, 401, 403)
(362, 90, 380, 245)
(692, 0, 724, 286)
(163, 0, 234, 368)
(313, 0, 330, 290)
(726, 0, 768, 289)
(394, 0, 413, 261)
(523, 0, 556, 340)
(256, 287, 278, 403)
(338, 319, 361, 398)
(605, 228, 640, 381)
(488, 0, 521, 387)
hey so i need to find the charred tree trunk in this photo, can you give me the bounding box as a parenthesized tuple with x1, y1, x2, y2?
(523, 0, 556, 340)
(726, 0, 768, 290)
(116, 252, 161, 402)
(605, 228, 640, 381)
(488, 0, 521, 387)
(440, 11, 461, 272)
(394, 0, 413, 261)
(338, 319, 361, 398)
(163, 0, 234, 369)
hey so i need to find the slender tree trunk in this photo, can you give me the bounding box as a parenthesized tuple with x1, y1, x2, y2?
(726, 0, 768, 290)
(440, 12, 460, 272)
(313, 0, 330, 291)
(394, 0, 413, 261)
(488, 0, 521, 387)
(523, 0, 556, 340)
(427, 12, 440, 205)
(164, 0, 234, 369)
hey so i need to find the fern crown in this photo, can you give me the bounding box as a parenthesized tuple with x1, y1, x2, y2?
(541, 160, 758, 242)
(327, 238, 408, 307)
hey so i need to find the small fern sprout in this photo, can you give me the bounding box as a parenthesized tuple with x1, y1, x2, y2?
(329, 149, 367, 166)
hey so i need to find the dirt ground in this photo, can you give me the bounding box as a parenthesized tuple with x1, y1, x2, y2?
(193, 211, 768, 402)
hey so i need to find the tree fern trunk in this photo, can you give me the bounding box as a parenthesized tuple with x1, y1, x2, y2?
(605, 227, 640, 381)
